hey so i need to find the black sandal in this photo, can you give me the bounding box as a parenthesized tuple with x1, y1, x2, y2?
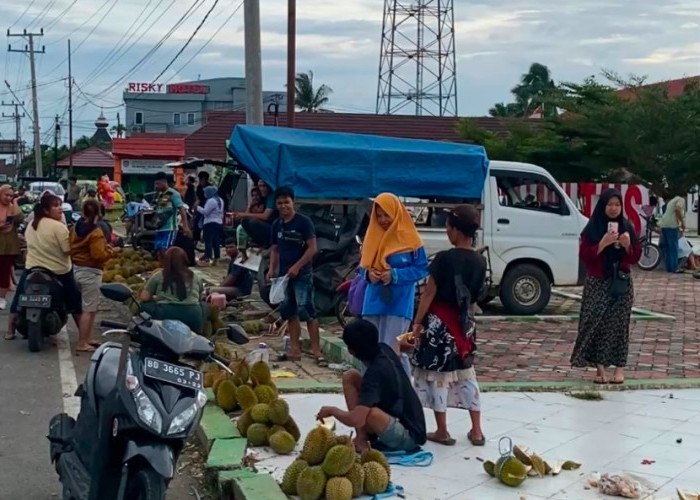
(277, 353, 302, 362)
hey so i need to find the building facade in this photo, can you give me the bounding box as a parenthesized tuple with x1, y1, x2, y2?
(123, 77, 287, 136)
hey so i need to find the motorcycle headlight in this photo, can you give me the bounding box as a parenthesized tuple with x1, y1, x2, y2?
(167, 403, 199, 435)
(132, 387, 163, 434)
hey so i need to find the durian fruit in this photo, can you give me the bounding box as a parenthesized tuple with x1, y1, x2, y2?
(246, 423, 269, 446)
(103, 271, 115, 283)
(300, 426, 335, 466)
(229, 355, 250, 384)
(495, 455, 528, 487)
(334, 433, 354, 448)
(254, 384, 277, 405)
(266, 425, 287, 442)
(212, 371, 229, 394)
(269, 430, 296, 455)
(250, 403, 270, 424)
(281, 459, 308, 495)
(360, 445, 391, 480)
(250, 360, 272, 385)
(345, 462, 365, 498)
(203, 372, 215, 388)
(113, 274, 126, 283)
(321, 444, 356, 477)
(325, 477, 353, 500)
(235, 385, 258, 410)
(284, 416, 301, 442)
(296, 465, 327, 500)
(236, 409, 253, 437)
(268, 399, 290, 425)
(215, 380, 237, 412)
(241, 320, 263, 335)
(214, 342, 232, 361)
(362, 462, 389, 495)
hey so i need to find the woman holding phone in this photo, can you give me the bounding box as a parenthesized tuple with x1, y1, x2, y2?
(0, 185, 22, 312)
(571, 189, 641, 384)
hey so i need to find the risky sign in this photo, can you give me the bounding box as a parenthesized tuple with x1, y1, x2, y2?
(126, 83, 164, 93)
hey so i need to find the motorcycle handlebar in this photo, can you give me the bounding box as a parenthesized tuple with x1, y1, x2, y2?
(100, 320, 129, 330)
(211, 353, 229, 365)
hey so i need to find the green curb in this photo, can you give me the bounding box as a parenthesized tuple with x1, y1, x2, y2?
(206, 437, 247, 470)
(222, 469, 288, 500)
(276, 380, 343, 393)
(199, 405, 241, 444)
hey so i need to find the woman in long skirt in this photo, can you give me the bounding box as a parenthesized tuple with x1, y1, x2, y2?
(411, 205, 487, 446)
(571, 189, 641, 384)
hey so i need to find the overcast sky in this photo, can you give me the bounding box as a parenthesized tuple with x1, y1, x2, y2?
(0, 0, 698, 147)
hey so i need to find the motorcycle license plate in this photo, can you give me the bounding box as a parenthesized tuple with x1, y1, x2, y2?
(143, 358, 202, 390)
(18, 294, 51, 308)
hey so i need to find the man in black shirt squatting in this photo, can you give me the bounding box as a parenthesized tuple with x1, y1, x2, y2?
(267, 186, 325, 365)
(317, 319, 427, 453)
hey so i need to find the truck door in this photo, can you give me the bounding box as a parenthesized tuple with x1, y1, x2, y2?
(488, 169, 581, 313)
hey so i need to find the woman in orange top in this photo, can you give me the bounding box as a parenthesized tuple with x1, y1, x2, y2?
(70, 199, 119, 352)
(0, 185, 22, 312)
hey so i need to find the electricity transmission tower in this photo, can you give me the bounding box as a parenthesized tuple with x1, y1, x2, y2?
(376, 0, 457, 117)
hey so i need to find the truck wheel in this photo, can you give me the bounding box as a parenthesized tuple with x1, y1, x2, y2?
(27, 321, 43, 353)
(125, 467, 166, 500)
(500, 264, 551, 315)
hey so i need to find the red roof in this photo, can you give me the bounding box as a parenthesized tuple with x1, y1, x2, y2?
(185, 111, 538, 161)
(57, 147, 114, 169)
(112, 136, 186, 159)
(616, 76, 700, 100)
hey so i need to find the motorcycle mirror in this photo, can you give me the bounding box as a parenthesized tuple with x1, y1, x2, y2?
(100, 283, 133, 303)
(226, 324, 249, 345)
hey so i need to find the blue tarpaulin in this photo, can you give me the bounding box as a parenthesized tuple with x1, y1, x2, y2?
(228, 125, 489, 200)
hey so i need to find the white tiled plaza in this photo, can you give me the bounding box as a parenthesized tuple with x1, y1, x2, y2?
(249, 390, 700, 499)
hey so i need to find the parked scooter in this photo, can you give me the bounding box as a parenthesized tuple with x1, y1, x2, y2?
(16, 267, 69, 352)
(47, 283, 249, 500)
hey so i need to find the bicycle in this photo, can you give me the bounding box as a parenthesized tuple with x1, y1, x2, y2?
(637, 212, 661, 271)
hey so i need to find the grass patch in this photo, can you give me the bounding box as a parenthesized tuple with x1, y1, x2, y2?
(567, 391, 604, 401)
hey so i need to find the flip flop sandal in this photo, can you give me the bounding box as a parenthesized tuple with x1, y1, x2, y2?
(88, 341, 102, 348)
(593, 378, 608, 384)
(4, 334, 16, 340)
(467, 431, 485, 446)
(610, 379, 625, 385)
(315, 356, 328, 367)
(427, 434, 456, 446)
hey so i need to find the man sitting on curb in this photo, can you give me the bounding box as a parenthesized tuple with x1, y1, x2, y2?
(207, 238, 253, 301)
(317, 319, 427, 453)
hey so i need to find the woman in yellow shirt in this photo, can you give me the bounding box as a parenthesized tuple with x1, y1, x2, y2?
(6, 193, 82, 340)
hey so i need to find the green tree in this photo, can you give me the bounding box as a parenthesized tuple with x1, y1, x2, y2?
(488, 63, 556, 118)
(294, 71, 333, 112)
(111, 124, 126, 138)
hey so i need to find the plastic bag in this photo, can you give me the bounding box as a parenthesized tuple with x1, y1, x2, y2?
(269, 276, 289, 305)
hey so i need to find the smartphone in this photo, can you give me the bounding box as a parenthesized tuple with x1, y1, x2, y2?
(607, 221, 619, 234)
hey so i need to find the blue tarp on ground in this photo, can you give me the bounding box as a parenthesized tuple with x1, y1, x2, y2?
(228, 125, 489, 200)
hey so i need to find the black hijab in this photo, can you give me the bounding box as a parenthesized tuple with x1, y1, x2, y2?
(581, 188, 636, 277)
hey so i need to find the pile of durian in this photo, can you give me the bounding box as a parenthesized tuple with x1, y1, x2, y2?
(203, 350, 301, 455)
(281, 426, 391, 500)
(103, 248, 160, 294)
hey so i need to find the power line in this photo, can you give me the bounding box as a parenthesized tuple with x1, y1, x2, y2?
(29, 0, 60, 30)
(87, 0, 206, 99)
(46, 0, 110, 46)
(41, 0, 120, 77)
(9, 0, 38, 29)
(45, 0, 80, 31)
(81, 0, 163, 85)
(166, 0, 243, 82)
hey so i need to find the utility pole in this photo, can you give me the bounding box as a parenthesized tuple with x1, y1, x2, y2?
(243, 0, 264, 126)
(53, 115, 60, 179)
(1, 101, 25, 168)
(287, 0, 296, 127)
(68, 39, 73, 176)
(8, 29, 45, 176)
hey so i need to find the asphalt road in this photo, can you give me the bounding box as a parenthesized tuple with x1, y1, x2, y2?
(0, 303, 205, 499)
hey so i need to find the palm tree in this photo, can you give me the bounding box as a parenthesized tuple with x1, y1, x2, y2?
(294, 71, 333, 112)
(489, 102, 522, 117)
(510, 63, 556, 117)
(111, 124, 127, 138)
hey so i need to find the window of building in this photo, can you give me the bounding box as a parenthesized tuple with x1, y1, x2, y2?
(493, 171, 568, 215)
(135, 112, 143, 125)
(187, 113, 195, 125)
(173, 113, 181, 125)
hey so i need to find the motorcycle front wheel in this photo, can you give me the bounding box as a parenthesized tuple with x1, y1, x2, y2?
(334, 293, 351, 328)
(124, 467, 166, 500)
(27, 321, 43, 353)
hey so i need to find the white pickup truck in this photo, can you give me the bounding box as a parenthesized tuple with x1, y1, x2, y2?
(418, 160, 588, 314)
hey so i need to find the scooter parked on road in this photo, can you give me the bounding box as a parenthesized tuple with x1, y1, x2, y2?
(47, 283, 249, 500)
(16, 267, 69, 352)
